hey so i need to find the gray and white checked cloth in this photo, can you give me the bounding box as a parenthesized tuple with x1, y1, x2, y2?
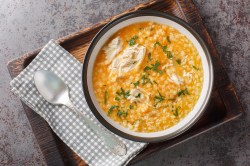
(10, 40, 147, 166)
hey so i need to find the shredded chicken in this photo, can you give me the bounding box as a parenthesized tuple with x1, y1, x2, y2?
(109, 44, 146, 77)
(183, 70, 193, 84)
(163, 63, 184, 85)
(169, 74, 184, 85)
(103, 37, 122, 64)
(127, 87, 151, 105)
(162, 63, 173, 70)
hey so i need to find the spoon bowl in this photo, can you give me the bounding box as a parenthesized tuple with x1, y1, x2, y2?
(34, 70, 127, 156)
(34, 70, 69, 105)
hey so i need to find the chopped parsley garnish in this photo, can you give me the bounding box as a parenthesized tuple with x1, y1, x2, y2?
(162, 46, 168, 53)
(151, 61, 161, 72)
(117, 110, 128, 118)
(154, 90, 165, 104)
(154, 41, 173, 59)
(144, 66, 151, 72)
(192, 65, 199, 70)
(133, 81, 140, 87)
(135, 93, 141, 98)
(129, 105, 134, 109)
(148, 52, 152, 61)
(172, 106, 181, 117)
(158, 70, 163, 74)
(154, 41, 162, 47)
(104, 91, 108, 105)
(141, 74, 152, 85)
(164, 50, 173, 59)
(153, 80, 158, 85)
(144, 61, 163, 74)
(176, 59, 181, 65)
(108, 105, 119, 115)
(115, 97, 120, 101)
(116, 88, 130, 99)
(168, 98, 175, 101)
(166, 36, 171, 43)
(177, 88, 190, 97)
(128, 36, 138, 46)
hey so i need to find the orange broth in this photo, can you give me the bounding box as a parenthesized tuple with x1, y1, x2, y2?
(92, 22, 203, 132)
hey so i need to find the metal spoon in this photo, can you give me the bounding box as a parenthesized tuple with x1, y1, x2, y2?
(34, 70, 127, 156)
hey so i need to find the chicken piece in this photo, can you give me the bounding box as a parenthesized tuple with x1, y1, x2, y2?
(163, 63, 184, 85)
(109, 44, 146, 77)
(127, 87, 151, 104)
(103, 37, 122, 64)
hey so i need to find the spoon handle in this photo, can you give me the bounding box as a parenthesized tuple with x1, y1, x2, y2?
(64, 100, 127, 156)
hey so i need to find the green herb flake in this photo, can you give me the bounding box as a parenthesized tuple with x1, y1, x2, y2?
(133, 81, 140, 87)
(153, 80, 158, 85)
(144, 61, 163, 74)
(128, 36, 138, 46)
(144, 66, 151, 72)
(124, 92, 130, 99)
(152, 61, 160, 69)
(115, 97, 120, 101)
(141, 75, 146, 83)
(158, 70, 163, 74)
(104, 91, 108, 105)
(166, 36, 171, 43)
(129, 105, 134, 109)
(135, 93, 141, 98)
(108, 105, 119, 115)
(172, 106, 181, 117)
(176, 59, 181, 65)
(148, 52, 152, 61)
(177, 90, 184, 97)
(154, 90, 165, 104)
(152, 61, 163, 74)
(117, 110, 128, 118)
(154, 41, 162, 47)
(168, 98, 175, 101)
(177, 88, 190, 97)
(192, 65, 199, 70)
(162, 46, 168, 53)
(154, 41, 173, 59)
(116, 88, 130, 99)
(141, 74, 152, 85)
(166, 50, 173, 59)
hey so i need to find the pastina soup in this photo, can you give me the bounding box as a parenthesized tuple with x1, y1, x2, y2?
(93, 22, 203, 133)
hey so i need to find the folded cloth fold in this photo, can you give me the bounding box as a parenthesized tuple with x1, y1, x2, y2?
(10, 40, 147, 166)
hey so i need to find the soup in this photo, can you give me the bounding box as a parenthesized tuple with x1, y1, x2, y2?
(92, 22, 203, 132)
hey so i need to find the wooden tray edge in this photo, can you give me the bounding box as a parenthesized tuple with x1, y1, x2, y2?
(6, 0, 245, 164)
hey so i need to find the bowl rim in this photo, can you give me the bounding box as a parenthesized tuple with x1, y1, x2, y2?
(82, 10, 214, 143)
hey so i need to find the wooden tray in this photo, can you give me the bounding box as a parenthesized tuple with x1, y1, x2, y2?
(7, 0, 244, 165)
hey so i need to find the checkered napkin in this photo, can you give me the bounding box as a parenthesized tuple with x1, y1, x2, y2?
(10, 40, 147, 166)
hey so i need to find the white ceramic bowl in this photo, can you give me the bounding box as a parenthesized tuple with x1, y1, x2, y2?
(82, 10, 214, 142)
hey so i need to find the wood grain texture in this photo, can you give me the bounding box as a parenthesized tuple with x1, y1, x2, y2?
(7, 0, 244, 165)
